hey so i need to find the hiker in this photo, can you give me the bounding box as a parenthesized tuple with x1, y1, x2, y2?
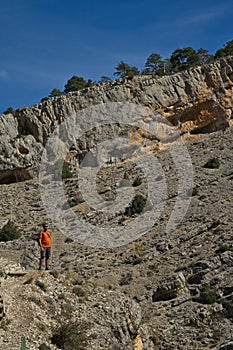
(38, 223, 52, 270)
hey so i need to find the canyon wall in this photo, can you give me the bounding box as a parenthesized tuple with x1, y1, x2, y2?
(1, 56, 233, 182)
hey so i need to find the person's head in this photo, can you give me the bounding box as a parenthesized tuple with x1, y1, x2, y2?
(43, 223, 48, 230)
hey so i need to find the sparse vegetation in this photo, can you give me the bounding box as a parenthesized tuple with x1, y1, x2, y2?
(35, 280, 47, 292)
(132, 177, 142, 187)
(133, 241, 146, 256)
(39, 344, 51, 350)
(198, 284, 217, 304)
(49, 269, 59, 278)
(203, 157, 220, 169)
(53, 159, 73, 180)
(125, 194, 147, 216)
(51, 321, 92, 350)
(119, 172, 131, 187)
(191, 187, 198, 196)
(72, 286, 86, 297)
(119, 272, 133, 285)
(216, 244, 231, 254)
(222, 300, 233, 319)
(0, 318, 11, 331)
(0, 220, 21, 242)
(3, 107, 14, 115)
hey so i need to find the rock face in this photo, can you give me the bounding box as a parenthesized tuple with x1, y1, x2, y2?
(1, 57, 233, 181)
(1, 58, 233, 350)
(0, 125, 233, 349)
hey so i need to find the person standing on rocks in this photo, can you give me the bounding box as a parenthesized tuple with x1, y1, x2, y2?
(38, 223, 52, 271)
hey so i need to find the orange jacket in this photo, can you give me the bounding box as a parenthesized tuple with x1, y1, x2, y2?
(39, 230, 51, 247)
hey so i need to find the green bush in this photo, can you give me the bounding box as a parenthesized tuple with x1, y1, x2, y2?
(216, 244, 231, 254)
(35, 280, 47, 292)
(53, 159, 73, 180)
(125, 194, 147, 216)
(3, 107, 14, 115)
(123, 172, 130, 180)
(0, 220, 21, 242)
(62, 161, 73, 179)
(39, 344, 51, 350)
(198, 284, 217, 304)
(203, 157, 220, 169)
(72, 286, 86, 297)
(119, 172, 131, 187)
(132, 177, 142, 187)
(51, 321, 91, 350)
(192, 187, 198, 196)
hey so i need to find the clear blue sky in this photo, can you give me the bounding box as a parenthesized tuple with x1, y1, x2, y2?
(1, 0, 233, 113)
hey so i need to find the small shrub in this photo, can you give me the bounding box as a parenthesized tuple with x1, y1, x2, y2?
(62, 161, 73, 179)
(41, 97, 49, 103)
(133, 241, 146, 256)
(198, 284, 217, 304)
(223, 300, 233, 319)
(39, 343, 51, 350)
(51, 321, 91, 349)
(73, 286, 86, 297)
(3, 107, 14, 115)
(119, 272, 133, 285)
(125, 194, 147, 216)
(216, 244, 231, 254)
(123, 172, 130, 180)
(0, 220, 21, 242)
(155, 174, 163, 181)
(191, 187, 198, 196)
(35, 279, 47, 292)
(119, 172, 131, 187)
(49, 269, 59, 278)
(61, 303, 74, 315)
(53, 159, 73, 180)
(58, 293, 66, 300)
(27, 295, 42, 305)
(0, 318, 11, 330)
(44, 296, 53, 304)
(203, 157, 220, 169)
(132, 177, 142, 187)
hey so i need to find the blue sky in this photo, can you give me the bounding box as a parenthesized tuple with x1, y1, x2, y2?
(1, 0, 233, 113)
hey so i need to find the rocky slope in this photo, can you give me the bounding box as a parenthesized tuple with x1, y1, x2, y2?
(0, 59, 233, 349)
(0, 125, 233, 349)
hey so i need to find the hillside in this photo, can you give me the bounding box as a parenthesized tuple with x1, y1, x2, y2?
(0, 59, 233, 350)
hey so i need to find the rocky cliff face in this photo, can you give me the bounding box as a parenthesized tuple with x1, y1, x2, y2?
(0, 126, 233, 349)
(1, 57, 233, 183)
(0, 58, 233, 349)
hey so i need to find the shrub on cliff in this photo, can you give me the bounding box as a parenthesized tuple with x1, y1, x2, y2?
(0, 220, 21, 242)
(125, 194, 147, 216)
(3, 107, 14, 115)
(53, 159, 73, 180)
(198, 284, 217, 304)
(51, 321, 91, 349)
(203, 157, 220, 169)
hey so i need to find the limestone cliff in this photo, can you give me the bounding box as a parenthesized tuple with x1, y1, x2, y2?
(1, 56, 233, 182)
